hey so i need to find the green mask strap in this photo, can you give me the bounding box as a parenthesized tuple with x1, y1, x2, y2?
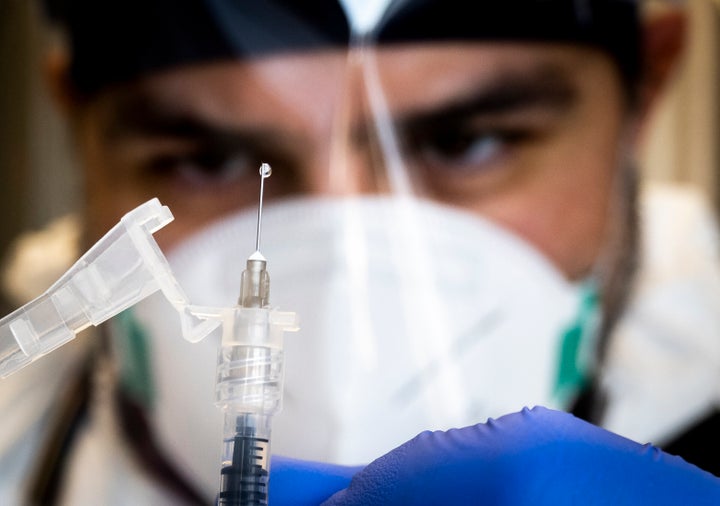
(553, 280, 602, 407)
(113, 309, 156, 410)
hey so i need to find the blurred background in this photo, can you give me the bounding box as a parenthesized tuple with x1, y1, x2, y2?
(0, 0, 718, 299)
(0, 0, 81, 255)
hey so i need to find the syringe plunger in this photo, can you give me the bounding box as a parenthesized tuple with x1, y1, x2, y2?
(218, 413, 271, 506)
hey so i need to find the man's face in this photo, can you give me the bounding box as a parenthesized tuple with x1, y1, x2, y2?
(74, 42, 631, 279)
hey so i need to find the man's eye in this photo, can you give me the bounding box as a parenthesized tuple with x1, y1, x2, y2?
(148, 151, 255, 186)
(411, 127, 530, 172)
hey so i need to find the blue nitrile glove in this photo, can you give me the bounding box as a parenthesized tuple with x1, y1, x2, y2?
(270, 406, 720, 505)
(270, 456, 361, 505)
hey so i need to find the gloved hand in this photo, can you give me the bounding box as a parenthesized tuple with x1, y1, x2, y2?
(270, 456, 361, 505)
(270, 406, 720, 505)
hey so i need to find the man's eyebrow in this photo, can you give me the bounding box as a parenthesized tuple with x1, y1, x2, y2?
(393, 64, 579, 132)
(103, 96, 299, 154)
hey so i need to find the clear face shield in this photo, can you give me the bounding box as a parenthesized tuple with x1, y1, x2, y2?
(69, 0, 639, 498)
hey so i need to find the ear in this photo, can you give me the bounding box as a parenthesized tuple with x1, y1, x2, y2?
(638, 7, 687, 119)
(43, 46, 82, 118)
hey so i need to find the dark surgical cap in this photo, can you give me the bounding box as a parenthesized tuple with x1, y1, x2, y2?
(41, 0, 640, 96)
(377, 0, 641, 91)
(41, 0, 352, 95)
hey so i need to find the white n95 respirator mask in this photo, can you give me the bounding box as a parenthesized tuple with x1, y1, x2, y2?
(114, 196, 599, 498)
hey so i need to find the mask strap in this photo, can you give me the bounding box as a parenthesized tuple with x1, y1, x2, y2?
(552, 280, 602, 408)
(112, 309, 155, 410)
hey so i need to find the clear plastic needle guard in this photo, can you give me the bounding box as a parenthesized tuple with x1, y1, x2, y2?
(0, 198, 219, 378)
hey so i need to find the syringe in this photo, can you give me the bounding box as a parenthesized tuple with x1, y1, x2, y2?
(216, 163, 293, 506)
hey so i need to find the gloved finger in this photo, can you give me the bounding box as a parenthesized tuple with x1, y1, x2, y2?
(270, 455, 362, 505)
(322, 406, 720, 505)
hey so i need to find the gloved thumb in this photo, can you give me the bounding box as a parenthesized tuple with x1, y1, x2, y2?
(322, 406, 720, 505)
(270, 455, 361, 505)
